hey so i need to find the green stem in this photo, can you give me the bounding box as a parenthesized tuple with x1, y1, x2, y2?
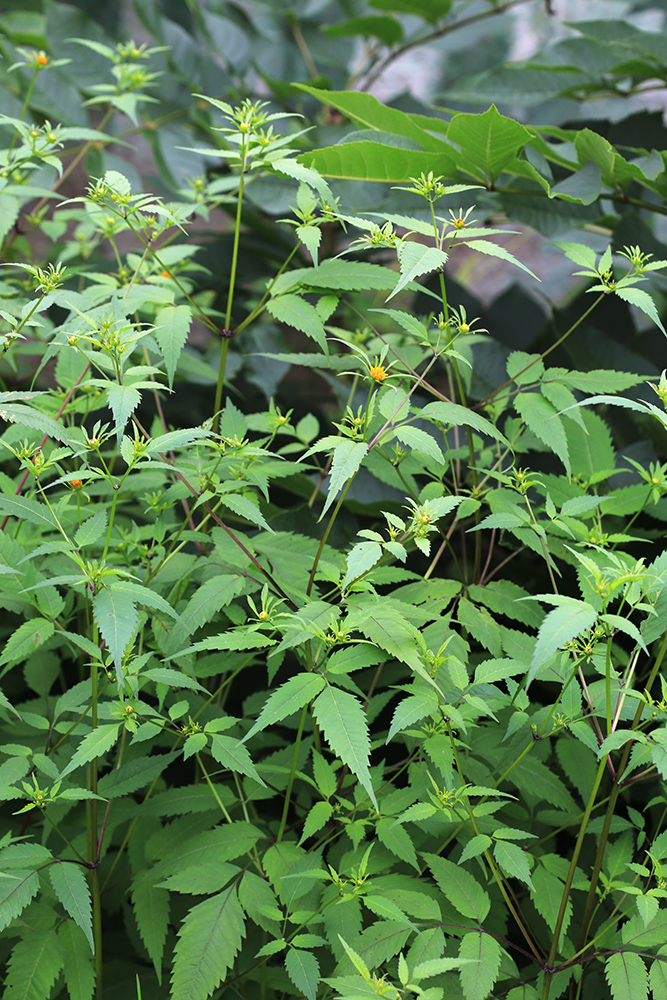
(605, 636, 613, 736)
(233, 243, 300, 337)
(525, 495, 558, 594)
(541, 755, 608, 1000)
(306, 479, 354, 597)
(447, 725, 544, 965)
(196, 753, 233, 823)
(277, 704, 309, 843)
(213, 138, 249, 432)
(475, 294, 606, 412)
(101, 482, 121, 561)
(358, 0, 532, 91)
(7, 69, 39, 158)
(88, 650, 103, 1000)
(574, 629, 667, 960)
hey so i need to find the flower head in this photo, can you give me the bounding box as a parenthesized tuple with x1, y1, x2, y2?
(369, 365, 387, 383)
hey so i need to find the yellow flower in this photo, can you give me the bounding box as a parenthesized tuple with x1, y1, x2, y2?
(69, 479, 83, 490)
(369, 365, 387, 383)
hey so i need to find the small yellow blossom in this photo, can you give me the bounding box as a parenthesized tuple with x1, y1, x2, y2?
(369, 365, 387, 383)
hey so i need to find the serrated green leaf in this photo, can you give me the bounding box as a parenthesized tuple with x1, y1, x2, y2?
(615, 286, 666, 335)
(0, 618, 54, 667)
(92, 586, 139, 684)
(299, 801, 334, 845)
(171, 630, 276, 657)
(346, 600, 422, 671)
(97, 752, 178, 798)
(650, 952, 667, 1000)
(637, 894, 659, 929)
(458, 598, 502, 658)
(58, 922, 95, 1000)
(493, 840, 534, 889)
(0, 494, 58, 529)
(421, 400, 508, 443)
(61, 724, 120, 778)
(322, 439, 367, 518)
(414, 956, 469, 977)
(460, 835, 493, 864)
(142, 668, 205, 692)
(343, 540, 383, 590)
(313, 685, 376, 806)
(387, 689, 439, 742)
(271, 158, 333, 203)
(277, 257, 398, 294)
(0, 868, 40, 931)
(424, 855, 490, 922)
(244, 673, 326, 741)
(392, 424, 444, 463)
(74, 510, 107, 549)
(605, 950, 648, 1000)
(219, 492, 272, 532)
(459, 931, 502, 1000)
(105, 383, 141, 443)
(267, 295, 327, 351)
(153, 304, 192, 389)
(133, 876, 170, 983)
(531, 864, 571, 941)
(171, 886, 245, 1000)
(285, 948, 320, 1000)
(296, 225, 322, 267)
(0, 394, 77, 445)
(376, 816, 419, 870)
(146, 427, 210, 453)
(514, 392, 570, 474)
(2, 924, 64, 1000)
(174, 575, 245, 639)
(363, 893, 419, 930)
(461, 237, 538, 278)
(389, 242, 448, 299)
(49, 862, 93, 951)
(210, 734, 264, 785)
(531, 598, 597, 674)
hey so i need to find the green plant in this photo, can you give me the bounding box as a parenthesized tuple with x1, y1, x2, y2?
(3, 11, 667, 1000)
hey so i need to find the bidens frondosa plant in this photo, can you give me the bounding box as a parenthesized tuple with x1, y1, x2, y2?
(4, 36, 667, 1000)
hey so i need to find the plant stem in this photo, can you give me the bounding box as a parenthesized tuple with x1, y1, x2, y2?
(475, 294, 606, 412)
(357, 0, 532, 91)
(541, 755, 608, 1000)
(214, 138, 249, 431)
(277, 704, 308, 843)
(447, 725, 544, 965)
(306, 480, 354, 596)
(87, 652, 104, 1000)
(574, 629, 667, 959)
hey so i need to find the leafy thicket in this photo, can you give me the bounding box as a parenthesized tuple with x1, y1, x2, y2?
(2, 3, 667, 1000)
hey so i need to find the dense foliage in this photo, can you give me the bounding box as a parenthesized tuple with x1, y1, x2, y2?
(2, 2, 667, 1000)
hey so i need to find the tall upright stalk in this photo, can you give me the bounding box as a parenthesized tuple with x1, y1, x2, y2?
(213, 138, 249, 432)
